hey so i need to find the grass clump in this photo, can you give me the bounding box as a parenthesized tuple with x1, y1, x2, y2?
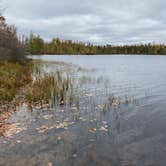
(25, 71, 73, 108)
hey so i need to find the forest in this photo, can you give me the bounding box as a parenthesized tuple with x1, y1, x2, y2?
(23, 34, 166, 55)
(1, 14, 166, 60)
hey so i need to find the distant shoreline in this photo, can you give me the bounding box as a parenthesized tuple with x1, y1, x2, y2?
(28, 54, 166, 56)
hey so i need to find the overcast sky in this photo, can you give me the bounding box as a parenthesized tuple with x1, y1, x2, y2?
(3, 0, 166, 45)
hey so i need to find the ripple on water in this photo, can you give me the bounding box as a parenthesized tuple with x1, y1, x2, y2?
(1, 55, 166, 166)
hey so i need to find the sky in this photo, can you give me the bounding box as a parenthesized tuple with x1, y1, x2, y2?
(2, 0, 166, 45)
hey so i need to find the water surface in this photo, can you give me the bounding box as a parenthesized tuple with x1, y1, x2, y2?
(1, 55, 166, 166)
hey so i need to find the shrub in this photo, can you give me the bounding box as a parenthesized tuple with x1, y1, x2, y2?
(0, 16, 25, 61)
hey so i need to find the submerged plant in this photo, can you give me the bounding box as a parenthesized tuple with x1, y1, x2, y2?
(100, 95, 135, 112)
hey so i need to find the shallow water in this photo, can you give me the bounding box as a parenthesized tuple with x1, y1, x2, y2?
(1, 55, 166, 166)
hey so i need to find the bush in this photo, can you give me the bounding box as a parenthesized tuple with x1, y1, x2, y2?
(0, 16, 25, 61)
(0, 61, 32, 104)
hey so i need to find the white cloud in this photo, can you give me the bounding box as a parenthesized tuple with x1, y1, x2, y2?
(3, 0, 166, 44)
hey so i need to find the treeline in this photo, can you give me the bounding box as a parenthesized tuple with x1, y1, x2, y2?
(97, 44, 166, 55)
(23, 34, 166, 55)
(0, 16, 25, 61)
(23, 34, 97, 55)
(1, 14, 166, 57)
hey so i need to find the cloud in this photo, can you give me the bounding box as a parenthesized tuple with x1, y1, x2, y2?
(3, 0, 166, 44)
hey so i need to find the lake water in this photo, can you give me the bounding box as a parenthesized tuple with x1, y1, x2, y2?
(32, 55, 166, 105)
(1, 55, 166, 166)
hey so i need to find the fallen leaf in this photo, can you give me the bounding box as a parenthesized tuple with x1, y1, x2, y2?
(97, 104, 105, 110)
(42, 115, 53, 120)
(48, 162, 53, 166)
(3, 123, 26, 137)
(36, 122, 70, 133)
(89, 128, 97, 133)
(99, 126, 108, 132)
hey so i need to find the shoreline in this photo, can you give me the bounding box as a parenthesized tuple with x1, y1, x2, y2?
(28, 54, 166, 56)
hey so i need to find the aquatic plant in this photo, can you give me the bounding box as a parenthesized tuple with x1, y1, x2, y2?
(25, 70, 75, 109)
(100, 95, 135, 112)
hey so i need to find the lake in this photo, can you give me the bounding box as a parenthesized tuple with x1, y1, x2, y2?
(1, 55, 166, 166)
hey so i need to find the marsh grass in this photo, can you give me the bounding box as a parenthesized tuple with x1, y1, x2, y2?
(100, 95, 135, 112)
(0, 61, 32, 106)
(25, 68, 76, 109)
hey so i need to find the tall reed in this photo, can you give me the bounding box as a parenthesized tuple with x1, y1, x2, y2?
(25, 70, 75, 109)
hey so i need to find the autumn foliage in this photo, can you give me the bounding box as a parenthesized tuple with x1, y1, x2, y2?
(0, 16, 25, 61)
